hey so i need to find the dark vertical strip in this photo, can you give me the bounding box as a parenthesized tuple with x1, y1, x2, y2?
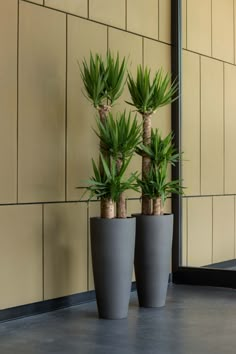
(65, 15, 68, 201)
(223, 63, 225, 195)
(42, 204, 45, 300)
(171, 0, 182, 272)
(186, 198, 188, 266)
(17, 0, 20, 204)
(87, 0, 90, 19)
(158, 0, 160, 40)
(234, 196, 236, 259)
(211, 196, 214, 264)
(199, 56, 202, 195)
(87, 202, 90, 291)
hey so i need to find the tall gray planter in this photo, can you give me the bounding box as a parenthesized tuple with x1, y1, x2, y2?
(90, 217, 136, 319)
(134, 214, 173, 308)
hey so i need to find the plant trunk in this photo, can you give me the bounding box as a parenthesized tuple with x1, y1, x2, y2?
(98, 105, 111, 218)
(142, 113, 152, 215)
(116, 158, 126, 218)
(153, 197, 164, 216)
(101, 199, 115, 219)
(98, 105, 110, 125)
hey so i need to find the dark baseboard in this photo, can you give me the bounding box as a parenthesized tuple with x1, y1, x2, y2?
(173, 267, 236, 289)
(0, 276, 175, 323)
(204, 259, 236, 269)
(0, 282, 137, 323)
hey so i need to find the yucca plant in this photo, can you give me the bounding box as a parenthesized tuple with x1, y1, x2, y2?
(86, 154, 139, 218)
(95, 111, 142, 217)
(127, 65, 178, 215)
(137, 129, 183, 215)
(80, 51, 126, 123)
(80, 52, 134, 218)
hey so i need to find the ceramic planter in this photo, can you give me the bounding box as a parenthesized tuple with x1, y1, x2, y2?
(134, 214, 173, 308)
(90, 217, 136, 319)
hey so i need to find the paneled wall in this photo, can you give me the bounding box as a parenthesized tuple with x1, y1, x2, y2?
(182, 0, 236, 266)
(0, 0, 171, 309)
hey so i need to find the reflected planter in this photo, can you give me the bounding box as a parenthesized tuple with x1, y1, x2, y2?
(90, 217, 136, 319)
(134, 214, 173, 308)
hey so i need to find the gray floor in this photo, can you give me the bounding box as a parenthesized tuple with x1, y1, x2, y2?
(1, 284, 236, 354)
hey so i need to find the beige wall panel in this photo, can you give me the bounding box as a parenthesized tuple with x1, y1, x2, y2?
(182, 0, 187, 49)
(224, 64, 236, 194)
(89, 0, 125, 29)
(88, 201, 100, 290)
(182, 51, 200, 195)
(188, 197, 212, 267)
(213, 196, 234, 263)
(126, 198, 171, 217)
(44, 202, 88, 299)
(67, 17, 107, 201)
(127, 0, 158, 39)
(126, 199, 142, 217)
(108, 28, 143, 198)
(28, 0, 43, 4)
(0, 205, 42, 309)
(18, 3, 66, 203)
(0, 0, 17, 203)
(187, 0, 211, 56)
(212, 0, 234, 63)
(144, 39, 171, 137)
(159, 0, 171, 44)
(45, 0, 87, 17)
(182, 198, 187, 266)
(201, 57, 224, 195)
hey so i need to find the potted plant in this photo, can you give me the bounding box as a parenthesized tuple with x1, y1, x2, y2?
(80, 52, 141, 319)
(127, 66, 182, 307)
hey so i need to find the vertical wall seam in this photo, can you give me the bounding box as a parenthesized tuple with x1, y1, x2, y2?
(125, 0, 127, 31)
(42, 204, 45, 300)
(142, 37, 144, 68)
(16, 0, 19, 201)
(87, 202, 89, 291)
(234, 0, 235, 64)
(158, 0, 160, 40)
(107, 26, 109, 52)
(223, 63, 225, 194)
(186, 0, 188, 49)
(87, 0, 89, 19)
(65, 15, 68, 201)
(186, 198, 188, 266)
(211, 196, 214, 264)
(211, 0, 213, 57)
(234, 196, 235, 258)
(199, 55, 202, 195)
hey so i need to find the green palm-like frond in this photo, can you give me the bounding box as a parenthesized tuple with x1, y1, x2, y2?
(85, 154, 140, 202)
(126, 65, 178, 115)
(95, 111, 142, 160)
(138, 162, 183, 205)
(137, 129, 181, 166)
(106, 52, 127, 105)
(80, 51, 127, 109)
(80, 53, 108, 108)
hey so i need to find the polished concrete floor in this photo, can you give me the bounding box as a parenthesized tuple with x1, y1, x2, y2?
(1, 284, 236, 354)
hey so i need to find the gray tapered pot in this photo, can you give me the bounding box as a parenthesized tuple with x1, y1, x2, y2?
(90, 217, 136, 320)
(134, 214, 173, 308)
